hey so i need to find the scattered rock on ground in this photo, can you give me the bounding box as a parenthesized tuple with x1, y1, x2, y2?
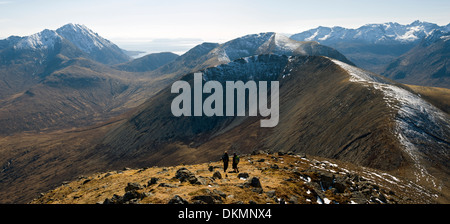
(168, 195, 189, 204)
(213, 171, 222, 179)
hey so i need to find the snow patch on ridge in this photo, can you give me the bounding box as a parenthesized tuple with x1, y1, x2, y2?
(331, 59, 450, 186)
(274, 33, 302, 52)
(15, 29, 61, 50)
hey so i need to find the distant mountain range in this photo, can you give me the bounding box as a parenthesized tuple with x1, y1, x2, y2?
(291, 21, 449, 45)
(290, 21, 450, 87)
(0, 24, 352, 135)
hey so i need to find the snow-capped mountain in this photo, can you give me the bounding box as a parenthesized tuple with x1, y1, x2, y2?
(149, 32, 354, 85)
(56, 23, 114, 53)
(55, 23, 130, 64)
(2, 23, 130, 65)
(290, 21, 450, 74)
(291, 20, 445, 45)
(14, 29, 62, 50)
(208, 32, 354, 65)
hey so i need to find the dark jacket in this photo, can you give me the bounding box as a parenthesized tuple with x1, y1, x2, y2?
(222, 153, 229, 163)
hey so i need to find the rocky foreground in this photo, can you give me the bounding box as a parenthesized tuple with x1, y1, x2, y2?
(31, 152, 439, 204)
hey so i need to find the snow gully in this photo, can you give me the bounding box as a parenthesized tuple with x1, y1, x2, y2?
(171, 73, 279, 127)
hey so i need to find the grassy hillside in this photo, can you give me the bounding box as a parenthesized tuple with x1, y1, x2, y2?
(31, 153, 441, 204)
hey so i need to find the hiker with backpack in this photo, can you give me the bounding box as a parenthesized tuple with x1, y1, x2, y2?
(232, 152, 240, 173)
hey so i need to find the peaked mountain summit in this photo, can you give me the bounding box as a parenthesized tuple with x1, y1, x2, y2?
(210, 32, 354, 65)
(1, 23, 130, 65)
(56, 23, 130, 64)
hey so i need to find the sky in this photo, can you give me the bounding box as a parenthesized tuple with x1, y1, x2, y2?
(0, 0, 449, 54)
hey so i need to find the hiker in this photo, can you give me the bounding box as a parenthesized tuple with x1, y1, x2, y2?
(232, 152, 240, 173)
(221, 151, 229, 173)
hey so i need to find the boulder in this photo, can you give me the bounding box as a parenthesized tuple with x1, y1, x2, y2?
(125, 182, 143, 192)
(168, 195, 189, 204)
(103, 194, 123, 204)
(187, 175, 200, 185)
(316, 171, 334, 190)
(237, 172, 249, 179)
(175, 168, 194, 182)
(175, 167, 202, 185)
(239, 177, 263, 192)
(213, 171, 222, 179)
(82, 179, 91, 185)
(158, 183, 178, 188)
(122, 190, 145, 202)
(103, 189, 146, 204)
(148, 177, 159, 186)
(213, 189, 227, 198)
(250, 177, 262, 188)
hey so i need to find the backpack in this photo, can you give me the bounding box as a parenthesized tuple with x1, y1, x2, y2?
(234, 155, 240, 164)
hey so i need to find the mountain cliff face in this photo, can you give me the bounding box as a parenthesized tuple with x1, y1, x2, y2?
(290, 21, 449, 74)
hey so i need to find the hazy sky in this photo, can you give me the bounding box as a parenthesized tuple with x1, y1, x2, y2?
(1, 0, 449, 53)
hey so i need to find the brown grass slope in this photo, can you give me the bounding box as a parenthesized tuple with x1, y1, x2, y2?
(0, 56, 182, 135)
(102, 56, 404, 170)
(31, 153, 437, 204)
(406, 84, 450, 114)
